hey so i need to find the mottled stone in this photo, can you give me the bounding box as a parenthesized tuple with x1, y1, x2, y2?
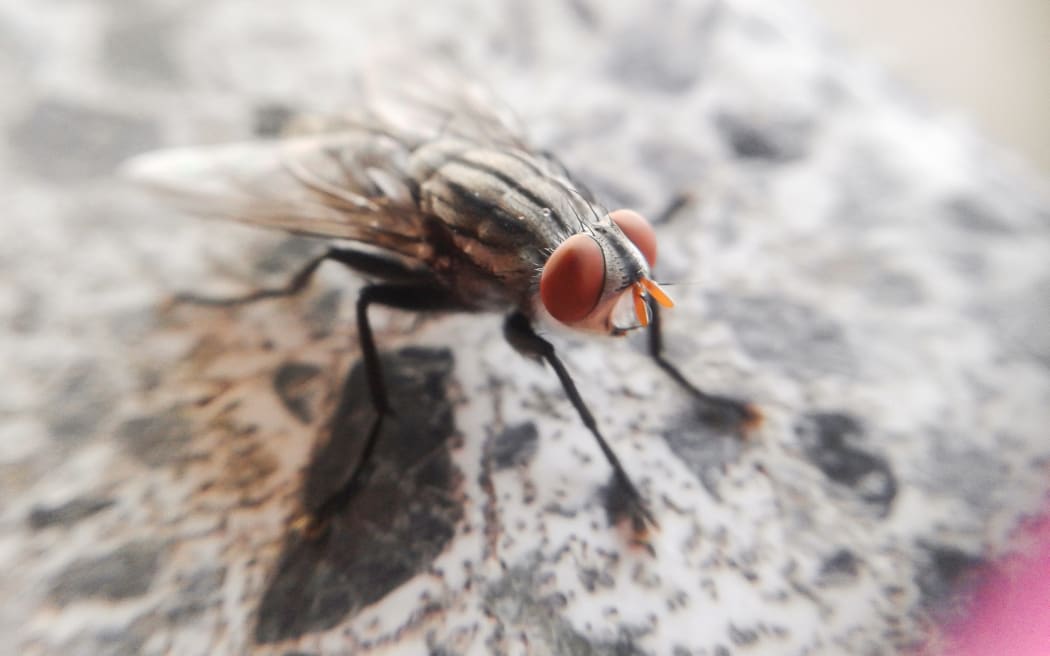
(165, 566, 227, 624)
(49, 540, 166, 604)
(795, 413, 897, 517)
(9, 99, 159, 182)
(45, 362, 116, 446)
(488, 422, 539, 470)
(710, 296, 855, 379)
(637, 138, 711, 191)
(485, 556, 648, 655)
(606, 21, 700, 93)
(818, 549, 860, 585)
(255, 347, 461, 643)
(27, 496, 115, 530)
(103, 14, 182, 84)
(116, 409, 191, 468)
(58, 616, 156, 656)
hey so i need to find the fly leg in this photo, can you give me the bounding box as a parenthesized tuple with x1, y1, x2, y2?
(647, 301, 761, 433)
(310, 284, 463, 530)
(504, 312, 656, 530)
(172, 246, 433, 307)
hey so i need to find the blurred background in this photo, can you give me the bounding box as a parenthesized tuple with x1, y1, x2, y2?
(805, 0, 1050, 179)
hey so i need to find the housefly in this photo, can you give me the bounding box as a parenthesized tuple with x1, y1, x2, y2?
(124, 68, 758, 532)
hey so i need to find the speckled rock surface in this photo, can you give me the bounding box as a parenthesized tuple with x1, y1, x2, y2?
(2, 1, 1049, 654)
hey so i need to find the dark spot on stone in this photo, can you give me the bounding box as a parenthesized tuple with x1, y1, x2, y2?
(795, 413, 897, 517)
(45, 361, 116, 447)
(103, 13, 182, 84)
(273, 362, 324, 424)
(944, 195, 1012, 234)
(578, 566, 614, 592)
(915, 542, 984, 612)
(28, 496, 115, 530)
(606, 22, 700, 93)
(709, 295, 854, 379)
(728, 623, 759, 646)
(255, 348, 461, 643)
(818, 549, 860, 584)
(255, 103, 298, 137)
(49, 540, 165, 604)
(487, 422, 539, 470)
(10, 99, 159, 182)
(116, 408, 192, 468)
(714, 112, 812, 162)
(713, 646, 731, 656)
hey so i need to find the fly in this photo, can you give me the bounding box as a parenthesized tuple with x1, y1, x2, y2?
(124, 69, 758, 533)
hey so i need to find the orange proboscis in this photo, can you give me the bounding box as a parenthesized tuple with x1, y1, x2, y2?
(640, 278, 674, 308)
(633, 284, 650, 327)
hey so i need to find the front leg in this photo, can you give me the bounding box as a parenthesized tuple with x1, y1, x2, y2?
(504, 312, 656, 530)
(647, 301, 761, 433)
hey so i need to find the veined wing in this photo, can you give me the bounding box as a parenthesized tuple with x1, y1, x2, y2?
(122, 130, 430, 259)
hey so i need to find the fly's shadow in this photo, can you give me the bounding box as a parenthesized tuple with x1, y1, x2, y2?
(255, 346, 462, 644)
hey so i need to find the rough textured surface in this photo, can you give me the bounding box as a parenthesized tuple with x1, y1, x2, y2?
(1, 0, 1048, 654)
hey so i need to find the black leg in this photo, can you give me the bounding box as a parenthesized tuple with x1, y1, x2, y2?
(647, 301, 761, 433)
(504, 312, 656, 530)
(310, 284, 464, 528)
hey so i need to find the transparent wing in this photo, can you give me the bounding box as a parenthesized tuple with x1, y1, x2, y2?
(122, 130, 430, 257)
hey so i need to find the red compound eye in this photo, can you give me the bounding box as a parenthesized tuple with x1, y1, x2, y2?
(540, 234, 605, 324)
(610, 209, 657, 267)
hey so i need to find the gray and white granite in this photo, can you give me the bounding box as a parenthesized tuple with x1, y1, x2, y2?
(1, 0, 1048, 654)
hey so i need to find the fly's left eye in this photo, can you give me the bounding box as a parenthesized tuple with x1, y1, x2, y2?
(540, 234, 605, 324)
(610, 209, 658, 267)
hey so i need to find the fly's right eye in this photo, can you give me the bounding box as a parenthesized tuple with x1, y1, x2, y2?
(540, 234, 605, 324)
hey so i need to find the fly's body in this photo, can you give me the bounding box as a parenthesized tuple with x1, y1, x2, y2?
(126, 70, 754, 532)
